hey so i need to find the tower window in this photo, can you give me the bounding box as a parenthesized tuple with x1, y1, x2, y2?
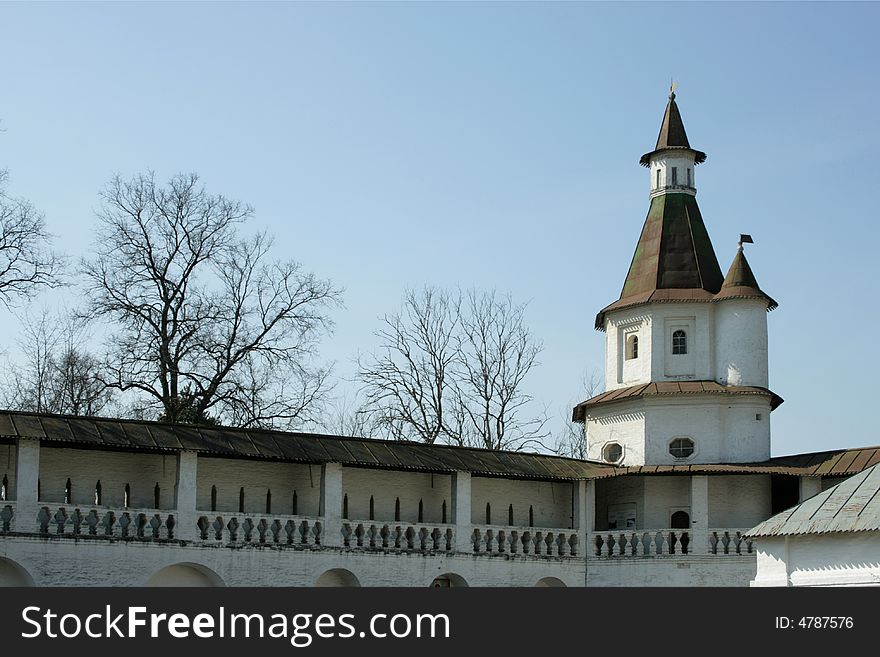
(669, 437, 695, 459)
(672, 330, 687, 355)
(656, 169, 661, 189)
(686, 168, 692, 187)
(603, 443, 623, 464)
(626, 334, 639, 360)
(671, 167, 678, 185)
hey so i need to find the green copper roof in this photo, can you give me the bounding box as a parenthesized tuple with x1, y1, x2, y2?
(595, 193, 723, 328)
(639, 92, 707, 167)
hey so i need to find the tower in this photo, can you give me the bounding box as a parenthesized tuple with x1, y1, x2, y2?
(572, 89, 781, 467)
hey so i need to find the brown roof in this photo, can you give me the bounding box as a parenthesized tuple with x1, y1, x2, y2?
(639, 91, 706, 167)
(595, 193, 724, 329)
(590, 446, 880, 481)
(714, 245, 778, 310)
(0, 410, 610, 482)
(572, 380, 784, 422)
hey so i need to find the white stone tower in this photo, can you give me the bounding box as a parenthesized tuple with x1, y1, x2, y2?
(572, 89, 781, 467)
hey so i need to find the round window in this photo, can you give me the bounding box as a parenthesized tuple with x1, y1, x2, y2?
(669, 437, 695, 459)
(602, 442, 623, 463)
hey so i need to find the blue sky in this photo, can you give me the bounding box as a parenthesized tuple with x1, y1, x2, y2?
(1, 2, 878, 456)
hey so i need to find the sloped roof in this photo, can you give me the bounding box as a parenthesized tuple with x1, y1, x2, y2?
(714, 246, 778, 310)
(595, 193, 724, 329)
(639, 91, 707, 167)
(589, 446, 880, 481)
(572, 380, 783, 422)
(0, 410, 610, 482)
(747, 463, 880, 537)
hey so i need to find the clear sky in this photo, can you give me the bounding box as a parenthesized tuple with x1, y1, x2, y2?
(1, 2, 878, 457)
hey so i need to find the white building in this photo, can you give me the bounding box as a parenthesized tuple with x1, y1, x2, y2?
(1, 90, 876, 587)
(748, 463, 880, 587)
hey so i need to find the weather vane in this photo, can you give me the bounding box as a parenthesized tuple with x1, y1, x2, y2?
(669, 79, 678, 99)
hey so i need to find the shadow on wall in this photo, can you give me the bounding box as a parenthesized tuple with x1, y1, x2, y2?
(315, 568, 361, 587)
(146, 563, 225, 587)
(0, 557, 34, 586)
(535, 576, 566, 587)
(430, 573, 468, 588)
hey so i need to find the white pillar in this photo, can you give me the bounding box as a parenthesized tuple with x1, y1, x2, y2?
(690, 475, 709, 553)
(174, 451, 198, 542)
(14, 437, 40, 533)
(320, 463, 343, 547)
(798, 476, 822, 502)
(573, 480, 595, 531)
(452, 471, 472, 552)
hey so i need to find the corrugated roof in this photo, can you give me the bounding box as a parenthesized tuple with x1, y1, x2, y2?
(747, 463, 880, 537)
(2, 411, 877, 484)
(572, 380, 784, 421)
(0, 410, 610, 482)
(590, 446, 880, 481)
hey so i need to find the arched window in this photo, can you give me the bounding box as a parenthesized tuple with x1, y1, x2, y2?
(626, 335, 639, 360)
(671, 510, 690, 529)
(394, 497, 400, 521)
(238, 487, 245, 513)
(154, 483, 161, 509)
(124, 483, 131, 509)
(369, 495, 375, 521)
(485, 503, 491, 525)
(265, 489, 272, 514)
(656, 169, 661, 188)
(603, 442, 623, 464)
(211, 485, 217, 512)
(441, 500, 447, 524)
(508, 504, 514, 526)
(669, 437, 695, 459)
(64, 478, 72, 504)
(418, 499, 424, 523)
(292, 490, 298, 515)
(672, 330, 687, 355)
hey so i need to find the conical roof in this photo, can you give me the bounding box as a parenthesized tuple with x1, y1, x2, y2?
(594, 193, 724, 329)
(639, 91, 707, 167)
(714, 246, 778, 310)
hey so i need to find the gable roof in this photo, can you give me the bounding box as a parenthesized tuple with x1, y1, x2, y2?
(747, 462, 880, 537)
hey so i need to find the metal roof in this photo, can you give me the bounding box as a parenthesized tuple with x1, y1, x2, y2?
(595, 193, 723, 329)
(747, 463, 880, 537)
(714, 245, 778, 310)
(571, 380, 784, 422)
(0, 410, 611, 482)
(2, 411, 877, 483)
(639, 92, 707, 167)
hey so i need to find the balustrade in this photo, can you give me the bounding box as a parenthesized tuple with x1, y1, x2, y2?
(0, 502, 14, 533)
(340, 521, 454, 552)
(36, 505, 176, 540)
(590, 528, 754, 558)
(197, 513, 322, 546)
(470, 525, 579, 558)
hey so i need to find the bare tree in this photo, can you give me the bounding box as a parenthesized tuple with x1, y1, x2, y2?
(358, 287, 460, 443)
(82, 172, 342, 427)
(358, 287, 547, 450)
(450, 290, 548, 451)
(554, 368, 603, 460)
(1, 308, 112, 416)
(0, 170, 64, 305)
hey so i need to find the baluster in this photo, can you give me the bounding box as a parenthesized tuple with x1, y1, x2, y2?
(284, 519, 296, 544)
(497, 529, 507, 553)
(680, 531, 690, 555)
(568, 533, 578, 557)
(555, 533, 566, 556)
(256, 518, 268, 543)
(721, 531, 731, 554)
(471, 528, 482, 553)
(71, 509, 83, 535)
(368, 524, 378, 548)
(709, 531, 718, 555)
(733, 531, 743, 555)
(522, 531, 532, 555)
(533, 531, 544, 555)
(615, 533, 625, 556)
(654, 531, 666, 555)
(312, 521, 322, 546)
(445, 527, 454, 551)
(393, 526, 402, 549)
(165, 514, 175, 540)
(669, 531, 678, 555)
(37, 507, 50, 534)
(197, 516, 209, 540)
(604, 533, 614, 557)
(404, 526, 415, 550)
(509, 530, 519, 554)
(745, 535, 754, 554)
(103, 511, 117, 536)
(53, 508, 68, 535)
(242, 518, 254, 543)
(431, 527, 441, 550)
(271, 519, 282, 543)
(227, 517, 240, 543)
(380, 524, 390, 548)
(419, 527, 429, 551)
(593, 533, 603, 557)
(148, 514, 160, 539)
(119, 512, 131, 538)
(212, 516, 224, 541)
(84, 510, 100, 535)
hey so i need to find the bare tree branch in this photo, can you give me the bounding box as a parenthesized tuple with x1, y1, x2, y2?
(0, 169, 65, 305)
(82, 172, 342, 427)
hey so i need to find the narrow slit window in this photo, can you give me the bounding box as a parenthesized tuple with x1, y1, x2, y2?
(656, 169, 661, 188)
(671, 167, 678, 185)
(686, 168, 692, 187)
(672, 330, 687, 355)
(64, 478, 72, 504)
(124, 483, 130, 509)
